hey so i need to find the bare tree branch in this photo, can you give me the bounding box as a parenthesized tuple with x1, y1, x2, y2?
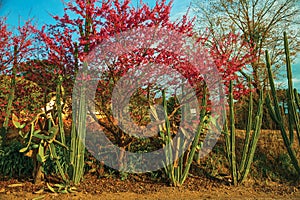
(192, 0, 300, 89)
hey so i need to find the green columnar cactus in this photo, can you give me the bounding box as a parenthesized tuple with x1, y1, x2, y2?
(1, 45, 17, 147)
(56, 75, 66, 149)
(294, 89, 300, 112)
(224, 77, 264, 185)
(240, 87, 263, 183)
(69, 0, 93, 184)
(239, 77, 253, 173)
(283, 32, 300, 144)
(228, 80, 237, 185)
(265, 32, 300, 175)
(70, 67, 87, 185)
(55, 74, 68, 174)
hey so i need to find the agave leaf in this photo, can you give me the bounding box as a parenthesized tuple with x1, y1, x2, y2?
(19, 123, 26, 129)
(33, 134, 49, 140)
(37, 144, 46, 163)
(32, 195, 46, 200)
(60, 189, 68, 194)
(22, 122, 35, 151)
(33, 129, 41, 135)
(33, 188, 44, 194)
(12, 113, 21, 129)
(210, 115, 219, 127)
(31, 144, 39, 149)
(36, 154, 43, 163)
(54, 183, 65, 189)
(7, 183, 24, 188)
(19, 147, 28, 153)
(18, 130, 25, 138)
(49, 126, 59, 137)
(38, 143, 44, 155)
(53, 139, 69, 149)
(68, 187, 77, 193)
(47, 183, 56, 193)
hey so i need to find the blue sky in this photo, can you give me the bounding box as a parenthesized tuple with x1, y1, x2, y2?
(0, 0, 299, 91)
(0, 0, 192, 27)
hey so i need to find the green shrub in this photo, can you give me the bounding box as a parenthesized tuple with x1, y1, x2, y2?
(0, 141, 33, 179)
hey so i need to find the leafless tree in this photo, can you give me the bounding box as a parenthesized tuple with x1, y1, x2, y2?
(193, 0, 300, 89)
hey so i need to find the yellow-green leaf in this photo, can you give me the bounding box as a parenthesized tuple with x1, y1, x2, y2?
(19, 123, 26, 129)
(60, 189, 68, 194)
(12, 113, 21, 128)
(32, 195, 46, 200)
(47, 183, 56, 193)
(34, 188, 44, 194)
(68, 187, 77, 193)
(19, 147, 28, 153)
(7, 183, 24, 188)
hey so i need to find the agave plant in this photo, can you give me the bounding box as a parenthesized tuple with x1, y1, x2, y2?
(12, 76, 69, 184)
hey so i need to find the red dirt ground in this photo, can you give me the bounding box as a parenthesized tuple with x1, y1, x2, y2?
(1, 174, 300, 200)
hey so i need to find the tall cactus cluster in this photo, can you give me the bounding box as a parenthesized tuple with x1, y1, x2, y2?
(69, 0, 92, 184)
(224, 78, 264, 185)
(70, 62, 88, 185)
(266, 32, 300, 175)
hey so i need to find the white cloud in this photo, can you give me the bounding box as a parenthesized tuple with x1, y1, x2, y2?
(292, 78, 300, 83)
